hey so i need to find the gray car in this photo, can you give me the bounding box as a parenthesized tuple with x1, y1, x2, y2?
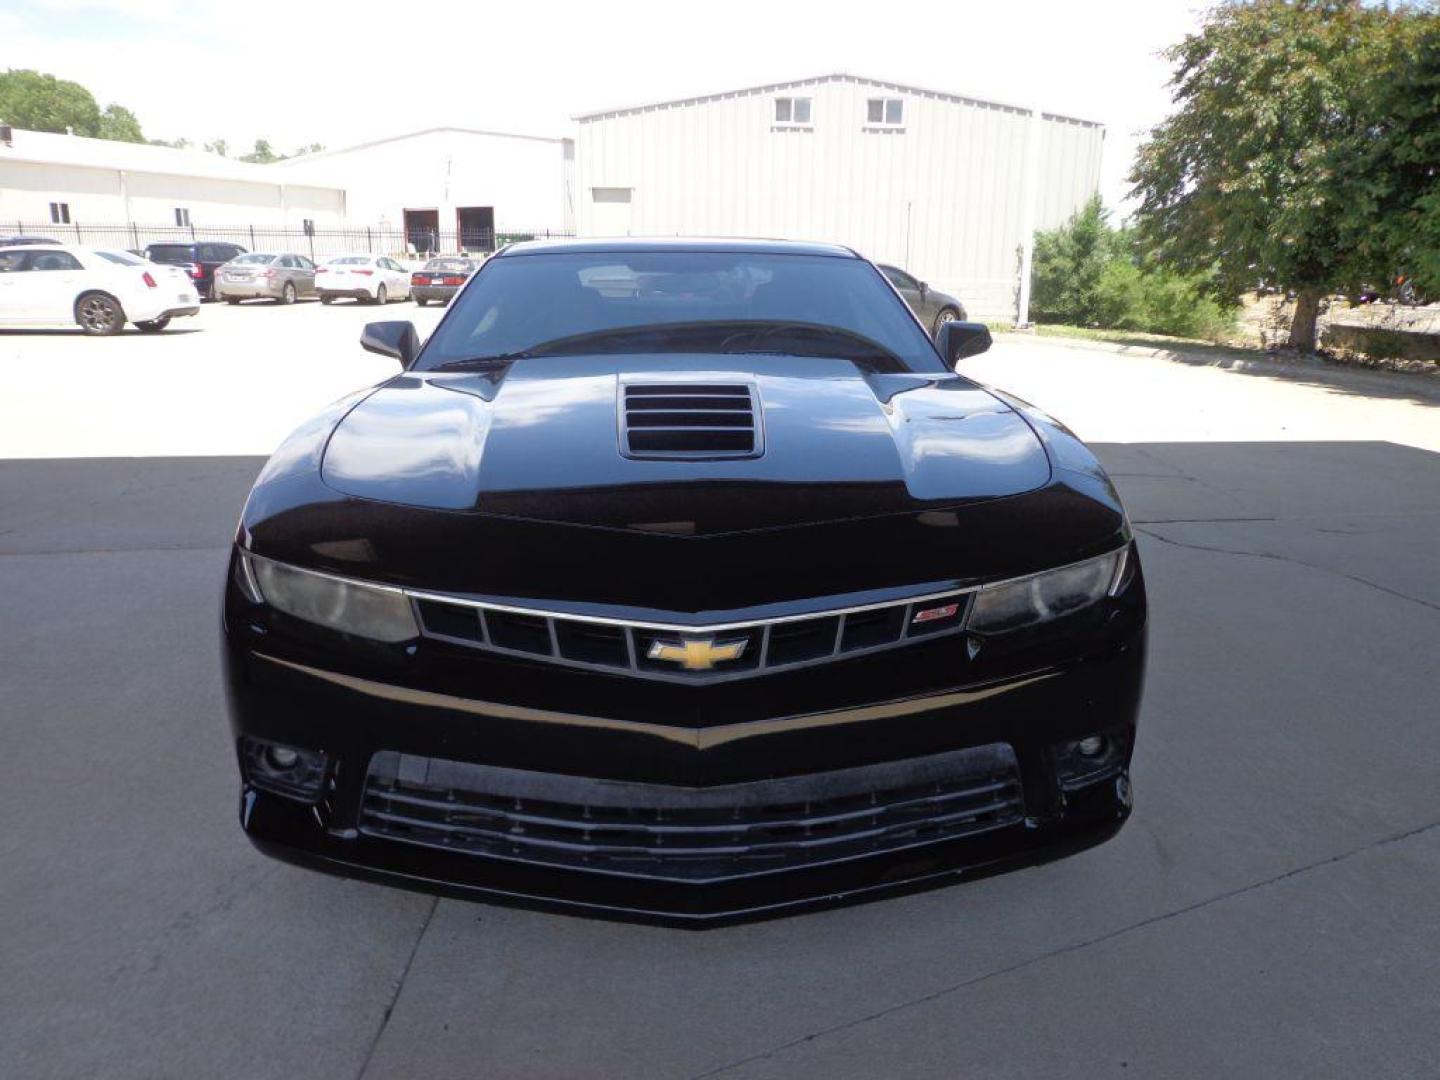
(215, 252, 318, 305)
(879, 264, 967, 337)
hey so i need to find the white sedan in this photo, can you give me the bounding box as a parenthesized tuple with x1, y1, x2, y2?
(315, 255, 411, 305)
(0, 244, 200, 334)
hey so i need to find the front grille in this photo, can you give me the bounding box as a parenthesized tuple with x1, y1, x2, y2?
(621, 382, 761, 459)
(414, 588, 973, 682)
(359, 746, 1025, 883)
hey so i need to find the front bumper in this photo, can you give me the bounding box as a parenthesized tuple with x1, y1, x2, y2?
(223, 568, 1146, 924)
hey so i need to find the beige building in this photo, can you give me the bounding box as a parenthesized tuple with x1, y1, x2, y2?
(575, 73, 1105, 318)
(0, 127, 346, 243)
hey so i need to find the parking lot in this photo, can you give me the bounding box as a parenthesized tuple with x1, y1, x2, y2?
(3, 300, 1439, 1078)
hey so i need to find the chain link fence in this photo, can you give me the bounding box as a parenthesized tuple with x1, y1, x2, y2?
(4, 221, 575, 260)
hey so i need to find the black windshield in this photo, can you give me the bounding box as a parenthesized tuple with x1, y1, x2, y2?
(415, 252, 945, 373)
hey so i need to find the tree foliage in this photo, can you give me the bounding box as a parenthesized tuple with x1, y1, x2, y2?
(240, 138, 280, 163)
(0, 69, 146, 143)
(96, 103, 144, 143)
(1129, 0, 1440, 350)
(1030, 197, 1236, 339)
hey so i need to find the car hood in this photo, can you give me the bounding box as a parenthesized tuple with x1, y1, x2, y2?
(319, 353, 1051, 536)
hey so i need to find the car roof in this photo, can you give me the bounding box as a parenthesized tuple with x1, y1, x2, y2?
(0, 242, 88, 254)
(497, 236, 861, 258)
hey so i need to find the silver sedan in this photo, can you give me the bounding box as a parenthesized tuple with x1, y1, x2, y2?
(215, 253, 318, 305)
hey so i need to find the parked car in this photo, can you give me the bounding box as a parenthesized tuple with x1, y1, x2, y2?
(878, 263, 967, 336)
(315, 255, 411, 304)
(0, 235, 61, 246)
(410, 257, 479, 306)
(0, 243, 199, 334)
(143, 240, 247, 301)
(216, 252, 318, 305)
(222, 238, 1146, 924)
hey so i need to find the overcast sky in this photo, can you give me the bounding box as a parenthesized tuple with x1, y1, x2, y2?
(2, 0, 1207, 214)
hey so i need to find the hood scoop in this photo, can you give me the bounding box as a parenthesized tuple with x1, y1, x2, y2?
(621, 382, 762, 460)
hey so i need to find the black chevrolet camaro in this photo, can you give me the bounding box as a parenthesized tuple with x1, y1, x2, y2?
(223, 238, 1146, 925)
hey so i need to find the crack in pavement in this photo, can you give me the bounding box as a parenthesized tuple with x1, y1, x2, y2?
(1135, 526, 1440, 614)
(356, 897, 440, 1080)
(0, 543, 232, 557)
(686, 816, 1440, 1080)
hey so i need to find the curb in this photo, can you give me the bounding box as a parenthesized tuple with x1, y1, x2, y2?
(991, 331, 1440, 404)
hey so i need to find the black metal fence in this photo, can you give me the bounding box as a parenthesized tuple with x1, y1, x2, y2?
(5, 221, 575, 260)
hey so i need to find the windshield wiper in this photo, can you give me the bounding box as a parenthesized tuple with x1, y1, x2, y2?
(427, 321, 910, 372)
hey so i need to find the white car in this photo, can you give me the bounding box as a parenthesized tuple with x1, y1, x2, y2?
(0, 244, 200, 334)
(315, 254, 411, 305)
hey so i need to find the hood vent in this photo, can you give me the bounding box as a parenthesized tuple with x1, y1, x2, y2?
(621, 383, 762, 459)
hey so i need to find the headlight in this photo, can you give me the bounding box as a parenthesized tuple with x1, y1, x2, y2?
(968, 548, 1126, 634)
(241, 553, 418, 643)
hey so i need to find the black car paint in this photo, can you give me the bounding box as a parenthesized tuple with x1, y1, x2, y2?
(223, 238, 1145, 924)
(880, 263, 967, 333)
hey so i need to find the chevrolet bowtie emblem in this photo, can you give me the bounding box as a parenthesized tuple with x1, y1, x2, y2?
(647, 636, 748, 671)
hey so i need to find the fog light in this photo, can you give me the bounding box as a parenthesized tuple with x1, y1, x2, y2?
(242, 737, 327, 803)
(1052, 730, 1128, 791)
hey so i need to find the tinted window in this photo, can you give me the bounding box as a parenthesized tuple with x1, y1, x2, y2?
(0, 251, 28, 272)
(329, 256, 371, 265)
(148, 244, 197, 264)
(30, 251, 83, 271)
(418, 252, 944, 373)
(882, 266, 919, 291)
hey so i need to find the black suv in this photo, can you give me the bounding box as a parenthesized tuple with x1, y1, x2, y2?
(144, 241, 247, 301)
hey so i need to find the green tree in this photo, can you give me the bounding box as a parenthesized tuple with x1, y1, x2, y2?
(0, 69, 101, 135)
(96, 103, 144, 143)
(1129, 0, 1440, 351)
(1030, 197, 1235, 339)
(148, 136, 192, 149)
(0, 69, 147, 143)
(240, 138, 280, 163)
(204, 138, 228, 157)
(1030, 197, 1130, 325)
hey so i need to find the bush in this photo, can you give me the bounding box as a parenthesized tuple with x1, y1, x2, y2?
(1031, 197, 1235, 339)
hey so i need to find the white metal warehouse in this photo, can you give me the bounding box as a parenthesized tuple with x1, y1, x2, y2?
(575, 73, 1104, 318)
(272, 128, 576, 251)
(0, 127, 346, 241)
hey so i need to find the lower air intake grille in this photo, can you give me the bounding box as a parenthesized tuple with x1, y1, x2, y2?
(359, 745, 1025, 883)
(621, 383, 760, 459)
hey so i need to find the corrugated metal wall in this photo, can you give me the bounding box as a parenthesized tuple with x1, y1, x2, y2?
(577, 76, 1103, 318)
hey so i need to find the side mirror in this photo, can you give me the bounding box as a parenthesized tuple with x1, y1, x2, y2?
(361, 321, 420, 368)
(937, 321, 992, 366)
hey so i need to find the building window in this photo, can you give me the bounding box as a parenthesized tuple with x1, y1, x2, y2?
(866, 98, 904, 126)
(49, 201, 70, 224)
(174, 207, 191, 227)
(774, 96, 812, 125)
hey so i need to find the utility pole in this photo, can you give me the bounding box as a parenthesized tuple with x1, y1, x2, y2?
(1015, 107, 1043, 328)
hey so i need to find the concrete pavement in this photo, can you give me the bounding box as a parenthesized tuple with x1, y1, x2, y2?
(2, 312, 1438, 1078)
